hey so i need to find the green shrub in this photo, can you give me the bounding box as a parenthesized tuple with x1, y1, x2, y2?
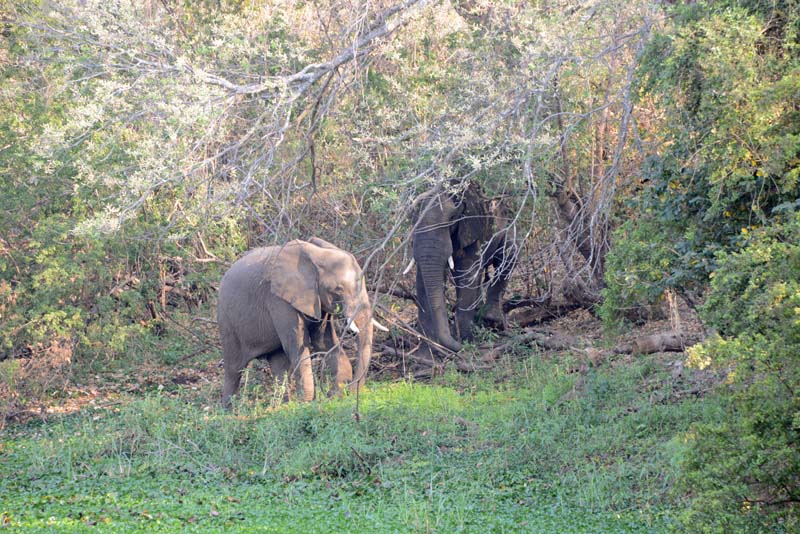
(675, 213, 800, 532)
(600, 218, 678, 327)
(612, 0, 800, 332)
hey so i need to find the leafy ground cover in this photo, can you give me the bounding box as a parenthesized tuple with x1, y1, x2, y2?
(1, 332, 713, 533)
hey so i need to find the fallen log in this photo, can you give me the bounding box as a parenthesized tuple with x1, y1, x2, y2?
(614, 332, 686, 355)
(479, 328, 582, 363)
(502, 294, 550, 313)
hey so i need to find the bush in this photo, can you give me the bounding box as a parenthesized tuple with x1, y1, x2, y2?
(675, 213, 800, 532)
(599, 218, 678, 327)
(609, 0, 800, 332)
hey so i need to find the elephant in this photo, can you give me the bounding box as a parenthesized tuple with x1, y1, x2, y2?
(217, 237, 387, 407)
(408, 182, 518, 353)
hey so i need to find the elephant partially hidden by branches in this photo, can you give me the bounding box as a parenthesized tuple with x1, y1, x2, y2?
(408, 182, 519, 353)
(217, 238, 388, 407)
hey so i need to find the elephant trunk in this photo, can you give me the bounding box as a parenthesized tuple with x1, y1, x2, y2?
(350, 294, 374, 391)
(415, 237, 462, 352)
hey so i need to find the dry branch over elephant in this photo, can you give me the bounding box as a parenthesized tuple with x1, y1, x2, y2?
(217, 238, 387, 407)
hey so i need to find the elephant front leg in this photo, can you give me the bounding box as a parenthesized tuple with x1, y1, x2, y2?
(325, 350, 353, 397)
(454, 244, 482, 342)
(483, 273, 509, 330)
(273, 304, 316, 402)
(328, 321, 353, 395)
(483, 236, 516, 330)
(290, 345, 315, 402)
(266, 351, 292, 402)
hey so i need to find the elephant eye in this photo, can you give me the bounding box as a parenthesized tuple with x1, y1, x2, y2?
(334, 302, 343, 314)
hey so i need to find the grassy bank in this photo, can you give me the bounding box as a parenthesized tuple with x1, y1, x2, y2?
(1, 347, 709, 532)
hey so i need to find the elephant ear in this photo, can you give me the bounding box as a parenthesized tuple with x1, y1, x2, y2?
(454, 183, 491, 248)
(270, 241, 322, 320)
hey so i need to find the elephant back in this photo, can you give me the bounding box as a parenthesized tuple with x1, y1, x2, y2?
(219, 247, 279, 299)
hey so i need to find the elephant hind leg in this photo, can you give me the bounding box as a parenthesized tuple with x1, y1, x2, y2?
(222, 367, 242, 409)
(221, 328, 245, 409)
(222, 360, 244, 411)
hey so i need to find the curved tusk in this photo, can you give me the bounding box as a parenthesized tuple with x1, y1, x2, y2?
(348, 321, 360, 334)
(372, 318, 390, 332)
(448, 255, 455, 270)
(402, 257, 415, 275)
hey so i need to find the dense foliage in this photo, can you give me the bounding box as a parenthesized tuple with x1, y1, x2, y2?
(1, 0, 799, 531)
(1, 1, 249, 397)
(677, 215, 800, 533)
(604, 0, 800, 316)
(600, 0, 800, 530)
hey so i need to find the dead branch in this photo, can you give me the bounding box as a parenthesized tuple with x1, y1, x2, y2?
(512, 302, 584, 327)
(502, 294, 550, 312)
(177, 345, 215, 363)
(373, 302, 458, 356)
(377, 284, 418, 304)
(479, 328, 582, 363)
(194, 0, 438, 99)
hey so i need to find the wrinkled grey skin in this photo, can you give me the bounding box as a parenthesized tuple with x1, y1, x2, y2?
(411, 183, 517, 352)
(218, 238, 374, 407)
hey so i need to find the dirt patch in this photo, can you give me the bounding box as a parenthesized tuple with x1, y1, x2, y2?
(1, 355, 223, 430)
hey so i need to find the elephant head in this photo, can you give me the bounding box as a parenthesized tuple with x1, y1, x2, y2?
(270, 240, 378, 392)
(410, 183, 492, 352)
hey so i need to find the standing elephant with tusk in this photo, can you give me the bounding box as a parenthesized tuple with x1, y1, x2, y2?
(409, 181, 518, 353)
(218, 237, 387, 408)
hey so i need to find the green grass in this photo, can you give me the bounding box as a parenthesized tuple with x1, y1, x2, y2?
(1, 348, 710, 532)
